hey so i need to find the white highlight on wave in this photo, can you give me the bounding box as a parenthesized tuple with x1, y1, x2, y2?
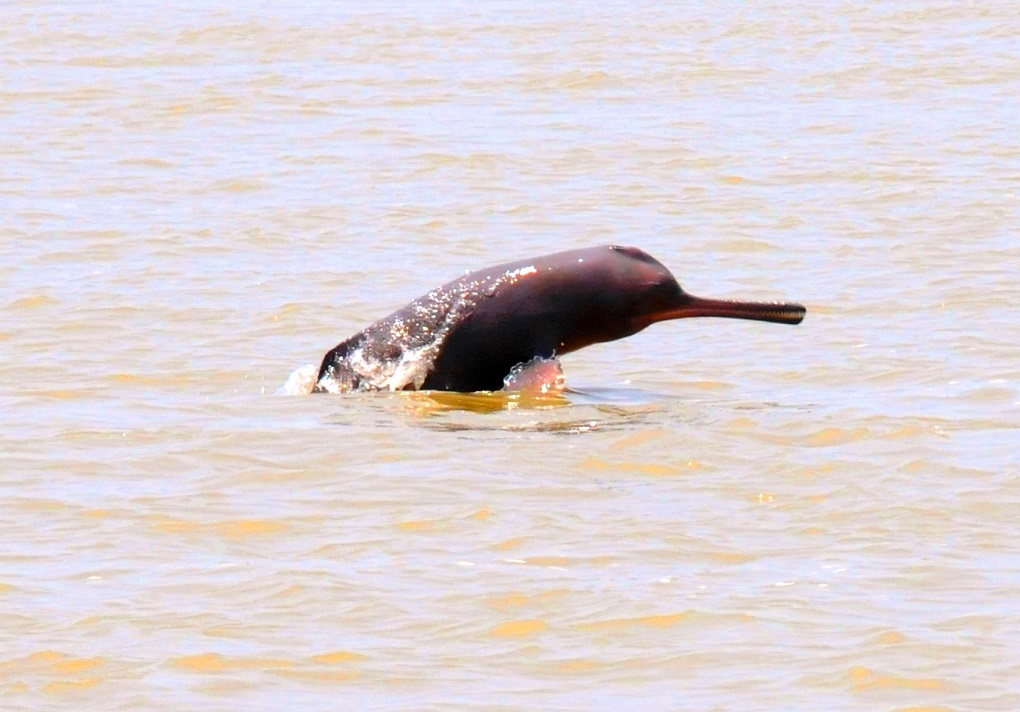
(277, 364, 318, 395)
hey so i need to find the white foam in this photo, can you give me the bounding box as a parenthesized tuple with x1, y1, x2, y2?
(277, 363, 318, 395)
(347, 342, 437, 391)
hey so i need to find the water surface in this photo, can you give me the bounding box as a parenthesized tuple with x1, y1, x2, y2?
(2, 1, 1018, 709)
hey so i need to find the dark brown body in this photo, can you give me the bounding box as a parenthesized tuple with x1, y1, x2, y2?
(315, 245, 805, 393)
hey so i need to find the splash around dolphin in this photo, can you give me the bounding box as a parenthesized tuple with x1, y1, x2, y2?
(311, 245, 806, 394)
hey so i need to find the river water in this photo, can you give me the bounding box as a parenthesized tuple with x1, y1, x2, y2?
(2, 2, 1018, 709)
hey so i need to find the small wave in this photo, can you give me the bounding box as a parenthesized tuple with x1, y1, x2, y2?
(502, 356, 565, 395)
(277, 364, 318, 395)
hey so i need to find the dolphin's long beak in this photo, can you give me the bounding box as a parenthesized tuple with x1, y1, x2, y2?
(646, 293, 806, 327)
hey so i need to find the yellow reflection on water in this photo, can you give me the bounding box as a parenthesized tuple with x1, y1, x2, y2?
(311, 651, 367, 665)
(488, 619, 548, 638)
(848, 666, 947, 692)
(170, 653, 293, 673)
(147, 517, 289, 539)
(406, 389, 570, 415)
